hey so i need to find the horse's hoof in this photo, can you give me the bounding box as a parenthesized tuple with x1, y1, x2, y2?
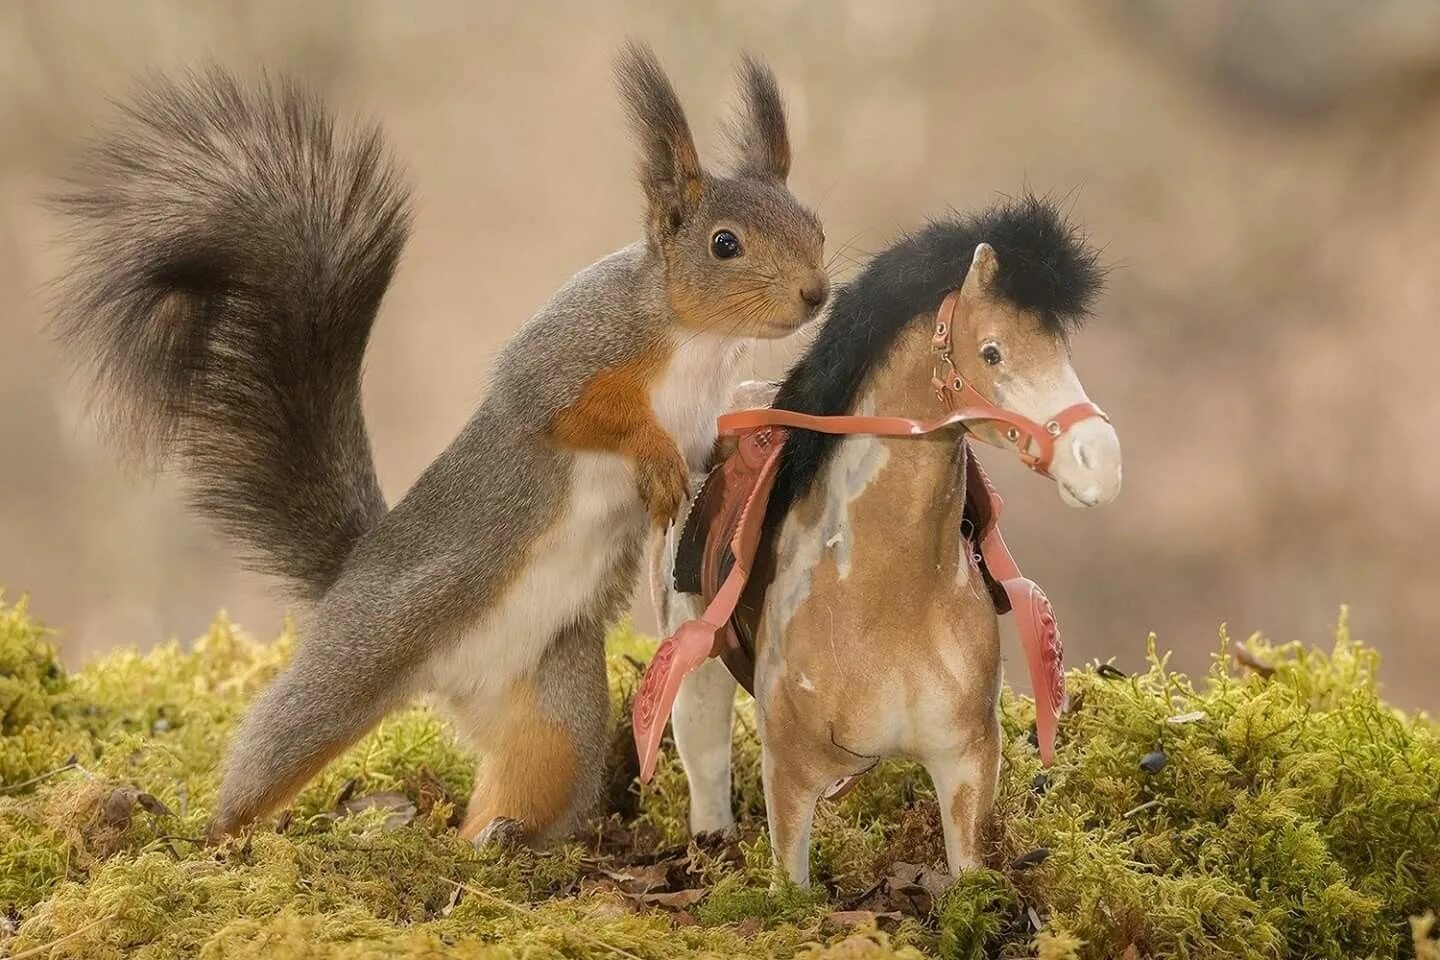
(471, 816, 528, 850)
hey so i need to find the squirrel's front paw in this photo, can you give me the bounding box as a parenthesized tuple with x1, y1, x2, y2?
(637, 446, 690, 527)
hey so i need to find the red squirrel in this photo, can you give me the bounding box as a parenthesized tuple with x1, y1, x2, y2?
(52, 44, 828, 845)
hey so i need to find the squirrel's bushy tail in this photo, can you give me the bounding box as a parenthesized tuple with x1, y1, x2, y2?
(53, 69, 410, 599)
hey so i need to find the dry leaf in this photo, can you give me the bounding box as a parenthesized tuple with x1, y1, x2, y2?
(886, 882, 933, 917)
(135, 792, 173, 817)
(874, 860, 954, 917)
(1011, 848, 1052, 870)
(99, 787, 138, 832)
(735, 917, 763, 939)
(1233, 645, 1275, 678)
(333, 778, 359, 807)
(601, 862, 672, 894)
(915, 865, 951, 900)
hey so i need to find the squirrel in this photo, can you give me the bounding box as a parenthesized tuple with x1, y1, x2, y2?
(51, 44, 828, 845)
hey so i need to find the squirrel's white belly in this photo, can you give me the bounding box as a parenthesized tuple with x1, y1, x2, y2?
(421, 451, 644, 724)
(652, 331, 751, 468)
(425, 332, 749, 730)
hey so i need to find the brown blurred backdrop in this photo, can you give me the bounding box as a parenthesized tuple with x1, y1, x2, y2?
(2, 1, 1437, 710)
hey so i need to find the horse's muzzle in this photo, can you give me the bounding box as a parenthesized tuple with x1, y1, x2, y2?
(1053, 417, 1122, 508)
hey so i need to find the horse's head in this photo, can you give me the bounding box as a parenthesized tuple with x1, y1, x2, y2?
(948, 241, 1121, 508)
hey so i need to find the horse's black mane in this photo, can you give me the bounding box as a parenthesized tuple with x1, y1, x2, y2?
(764, 194, 1103, 533)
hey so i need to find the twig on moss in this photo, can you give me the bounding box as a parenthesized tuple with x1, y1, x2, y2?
(4, 914, 115, 959)
(1122, 800, 1161, 819)
(0, 758, 78, 794)
(444, 878, 647, 960)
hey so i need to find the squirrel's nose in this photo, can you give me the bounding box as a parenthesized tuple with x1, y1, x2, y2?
(799, 274, 829, 309)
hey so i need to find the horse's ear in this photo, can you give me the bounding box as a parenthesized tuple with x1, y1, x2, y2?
(724, 53, 791, 181)
(962, 242, 999, 298)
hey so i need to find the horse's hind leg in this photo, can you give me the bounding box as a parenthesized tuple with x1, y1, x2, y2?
(924, 715, 1001, 872)
(674, 657, 738, 835)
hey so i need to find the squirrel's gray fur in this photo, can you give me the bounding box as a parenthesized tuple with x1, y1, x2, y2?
(52, 45, 826, 840)
(52, 70, 406, 598)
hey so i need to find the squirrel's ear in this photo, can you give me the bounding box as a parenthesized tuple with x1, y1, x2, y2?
(724, 54, 791, 182)
(615, 41, 704, 240)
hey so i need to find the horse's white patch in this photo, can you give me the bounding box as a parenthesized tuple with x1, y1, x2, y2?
(993, 358, 1121, 508)
(763, 397, 890, 646)
(797, 672, 816, 692)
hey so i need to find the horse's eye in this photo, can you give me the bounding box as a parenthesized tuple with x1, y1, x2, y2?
(981, 343, 1003, 366)
(711, 230, 742, 259)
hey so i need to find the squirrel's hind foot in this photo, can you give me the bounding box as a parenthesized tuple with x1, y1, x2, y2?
(470, 815, 529, 850)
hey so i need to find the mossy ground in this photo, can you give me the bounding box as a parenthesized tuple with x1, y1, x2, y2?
(1, 595, 1436, 959)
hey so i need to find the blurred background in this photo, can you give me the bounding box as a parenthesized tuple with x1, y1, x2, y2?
(3, 1, 1437, 710)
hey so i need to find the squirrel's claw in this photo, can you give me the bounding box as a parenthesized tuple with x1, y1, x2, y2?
(638, 446, 690, 528)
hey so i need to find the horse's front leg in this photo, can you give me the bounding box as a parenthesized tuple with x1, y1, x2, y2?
(674, 657, 738, 835)
(923, 712, 1001, 872)
(758, 684, 862, 886)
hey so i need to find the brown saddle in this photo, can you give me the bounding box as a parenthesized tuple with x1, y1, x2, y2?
(672, 434, 1011, 695)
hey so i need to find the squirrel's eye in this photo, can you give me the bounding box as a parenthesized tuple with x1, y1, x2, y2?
(711, 230, 742, 259)
(980, 343, 1003, 366)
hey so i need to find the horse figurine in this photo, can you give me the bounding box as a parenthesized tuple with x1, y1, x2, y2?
(640, 195, 1122, 884)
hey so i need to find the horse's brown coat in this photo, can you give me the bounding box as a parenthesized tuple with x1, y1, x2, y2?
(751, 319, 1005, 881)
(662, 246, 1119, 882)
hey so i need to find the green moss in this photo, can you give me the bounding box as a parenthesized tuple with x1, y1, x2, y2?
(0, 596, 86, 786)
(936, 870, 1015, 960)
(1, 597, 1436, 959)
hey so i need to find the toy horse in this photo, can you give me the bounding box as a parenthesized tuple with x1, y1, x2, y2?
(641, 196, 1122, 884)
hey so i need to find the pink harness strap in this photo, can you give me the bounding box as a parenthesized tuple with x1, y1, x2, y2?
(632, 427, 788, 784)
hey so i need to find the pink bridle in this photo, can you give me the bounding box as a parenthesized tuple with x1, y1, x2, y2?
(929, 291, 1109, 475)
(632, 290, 1110, 783)
(714, 291, 1108, 473)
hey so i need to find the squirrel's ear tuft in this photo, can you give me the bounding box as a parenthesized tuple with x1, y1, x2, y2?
(724, 54, 791, 182)
(615, 41, 703, 239)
